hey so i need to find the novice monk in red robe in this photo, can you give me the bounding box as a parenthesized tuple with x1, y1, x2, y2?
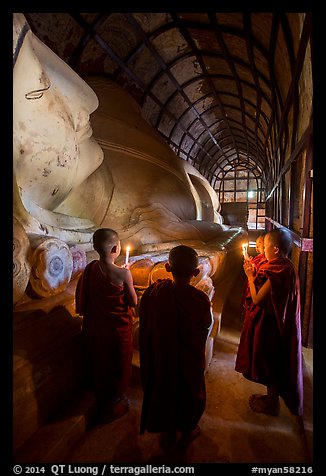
(139, 245, 213, 451)
(235, 228, 303, 417)
(75, 228, 137, 424)
(251, 233, 267, 268)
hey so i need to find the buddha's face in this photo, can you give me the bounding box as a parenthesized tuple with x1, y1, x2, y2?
(13, 16, 103, 211)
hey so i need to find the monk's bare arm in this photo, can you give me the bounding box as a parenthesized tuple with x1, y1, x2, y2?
(122, 268, 138, 307)
(247, 275, 271, 305)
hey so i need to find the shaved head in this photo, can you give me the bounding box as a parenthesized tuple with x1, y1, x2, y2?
(93, 228, 119, 255)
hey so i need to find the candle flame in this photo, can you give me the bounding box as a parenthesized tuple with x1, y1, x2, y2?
(242, 242, 248, 258)
(125, 245, 131, 265)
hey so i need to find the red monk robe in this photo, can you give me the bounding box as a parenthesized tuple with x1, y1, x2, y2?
(139, 279, 213, 434)
(252, 252, 267, 269)
(75, 260, 133, 404)
(235, 257, 303, 416)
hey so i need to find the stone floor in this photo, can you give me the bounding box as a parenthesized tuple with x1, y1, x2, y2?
(64, 238, 313, 466)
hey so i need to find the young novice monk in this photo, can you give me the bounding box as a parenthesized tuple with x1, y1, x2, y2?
(252, 233, 267, 269)
(235, 228, 303, 417)
(138, 245, 213, 451)
(76, 228, 137, 424)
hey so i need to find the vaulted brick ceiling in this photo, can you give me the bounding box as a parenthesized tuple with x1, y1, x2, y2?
(25, 13, 311, 190)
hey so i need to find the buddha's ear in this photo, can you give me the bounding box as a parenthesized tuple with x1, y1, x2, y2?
(193, 268, 200, 277)
(165, 262, 172, 272)
(14, 20, 51, 100)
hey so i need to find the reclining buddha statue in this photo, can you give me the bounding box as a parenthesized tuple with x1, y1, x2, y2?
(13, 13, 243, 304)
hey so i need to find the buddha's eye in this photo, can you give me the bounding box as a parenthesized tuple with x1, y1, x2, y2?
(25, 83, 50, 100)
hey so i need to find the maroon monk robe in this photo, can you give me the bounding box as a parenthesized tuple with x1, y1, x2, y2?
(138, 278, 212, 434)
(75, 260, 133, 404)
(252, 252, 267, 268)
(235, 257, 303, 416)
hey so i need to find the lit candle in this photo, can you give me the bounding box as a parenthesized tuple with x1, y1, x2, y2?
(242, 242, 249, 260)
(125, 246, 130, 265)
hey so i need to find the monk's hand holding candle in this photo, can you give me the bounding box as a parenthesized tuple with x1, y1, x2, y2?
(243, 259, 255, 278)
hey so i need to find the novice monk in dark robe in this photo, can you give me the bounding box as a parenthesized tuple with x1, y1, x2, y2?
(138, 245, 213, 451)
(75, 228, 137, 424)
(235, 228, 303, 417)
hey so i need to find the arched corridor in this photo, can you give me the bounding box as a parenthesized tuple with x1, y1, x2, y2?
(15, 11, 313, 347)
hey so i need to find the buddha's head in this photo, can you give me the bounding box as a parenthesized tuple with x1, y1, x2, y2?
(13, 13, 104, 211)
